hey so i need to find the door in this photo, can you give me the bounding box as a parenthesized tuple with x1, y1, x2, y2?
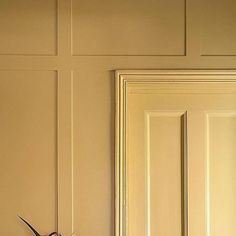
(116, 70, 236, 236)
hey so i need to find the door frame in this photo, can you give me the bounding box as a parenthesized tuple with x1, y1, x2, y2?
(115, 70, 236, 236)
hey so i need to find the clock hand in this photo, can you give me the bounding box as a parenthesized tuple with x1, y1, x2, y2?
(18, 215, 41, 236)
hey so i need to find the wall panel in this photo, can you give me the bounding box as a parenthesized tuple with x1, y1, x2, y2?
(0, 0, 236, 236)
(73, 70, 114, 236)
(0, 0, 57, 55)
(0, 71, 58, 235)
(72, 0, 185, 55)
(201, 0, 236, 55)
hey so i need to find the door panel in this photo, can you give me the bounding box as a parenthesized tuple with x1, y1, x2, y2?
(127, 111, 186, 236)
(207, 114, 236, 236)
(149, 113, 184, 236)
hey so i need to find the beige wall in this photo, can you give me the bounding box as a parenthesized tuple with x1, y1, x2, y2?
(0, 0, 236, 236)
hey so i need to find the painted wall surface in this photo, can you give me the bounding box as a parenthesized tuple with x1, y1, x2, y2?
(0, 0, 236, 236)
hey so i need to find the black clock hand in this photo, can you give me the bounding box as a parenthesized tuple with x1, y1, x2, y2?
(18, 215, 41, 236)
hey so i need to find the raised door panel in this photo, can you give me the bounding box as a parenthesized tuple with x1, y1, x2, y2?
(207, 114, 236, 236)
(127, 109, 186, 236)
(148, 113, 185, 236)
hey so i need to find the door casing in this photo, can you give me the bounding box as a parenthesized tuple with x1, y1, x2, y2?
(115, 70, 236, 236)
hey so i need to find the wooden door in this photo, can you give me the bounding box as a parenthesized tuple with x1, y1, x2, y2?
(116, 70, 236, 236)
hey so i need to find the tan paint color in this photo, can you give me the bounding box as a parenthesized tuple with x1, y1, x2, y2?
(0, 0, 236, 236)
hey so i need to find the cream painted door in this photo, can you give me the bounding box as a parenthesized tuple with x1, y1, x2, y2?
(116, 71, 236, 236)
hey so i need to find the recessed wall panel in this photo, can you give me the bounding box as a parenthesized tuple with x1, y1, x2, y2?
(73, 70, 114, 236)
(72, 0, 185, 55)
(0, 71, 57, 235)
(207, 114, 236, 236)
(201, 0, 236, 55)
(0, 0, 57, 55)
